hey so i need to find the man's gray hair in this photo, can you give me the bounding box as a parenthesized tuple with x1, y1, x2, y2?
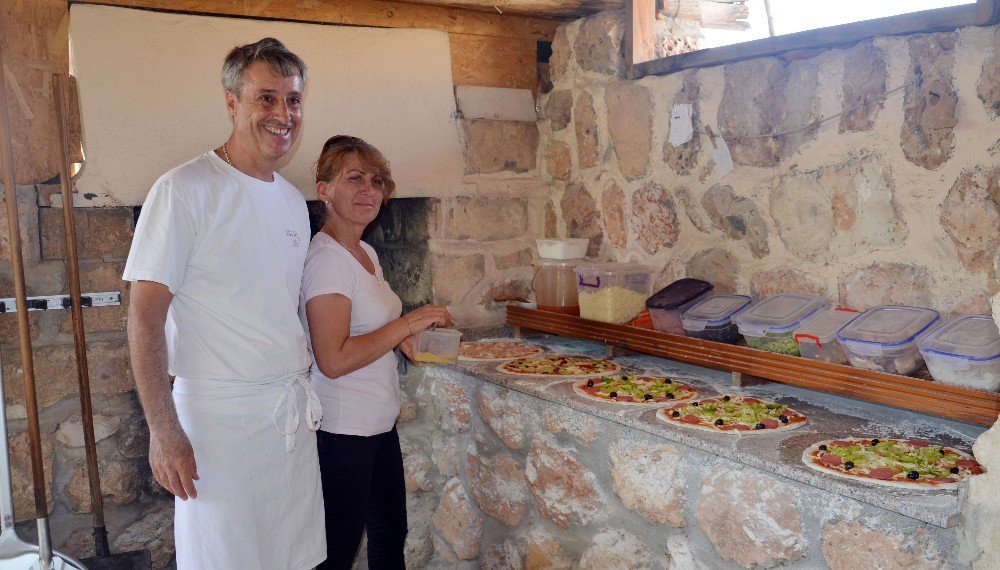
(221, 37, 307, 96)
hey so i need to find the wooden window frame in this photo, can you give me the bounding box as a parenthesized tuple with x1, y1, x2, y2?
(626, 0, 1000, 79)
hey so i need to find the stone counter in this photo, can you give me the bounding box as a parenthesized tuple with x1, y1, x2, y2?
(391, 333, 986, 569)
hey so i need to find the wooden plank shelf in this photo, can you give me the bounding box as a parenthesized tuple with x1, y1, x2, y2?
(506, 305, 1000, 427)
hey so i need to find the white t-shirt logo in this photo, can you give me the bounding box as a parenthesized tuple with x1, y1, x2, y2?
(285, 229, 302, 248)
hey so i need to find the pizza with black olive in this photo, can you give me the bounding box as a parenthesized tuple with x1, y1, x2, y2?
(802, 437, 984, 490)
(573, 374, 697, 404)
(656, 395, 807, 433)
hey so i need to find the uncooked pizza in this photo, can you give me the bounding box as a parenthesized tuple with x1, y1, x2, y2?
(656, 395, 807, 433)
(802, 437, 984, 490)
(496, 354, 620, 377)
(573, 374, 697, 404)
(458, 340, 544, 361)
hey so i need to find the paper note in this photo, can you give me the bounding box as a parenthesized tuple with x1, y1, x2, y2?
(712, 136, 734, 178)
(667, 104, 694, 146)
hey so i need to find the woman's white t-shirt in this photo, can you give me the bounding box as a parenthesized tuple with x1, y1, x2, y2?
(299, 231, 403, 436)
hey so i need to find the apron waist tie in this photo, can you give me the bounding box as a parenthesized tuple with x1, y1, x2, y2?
(272, 370, 322, 453)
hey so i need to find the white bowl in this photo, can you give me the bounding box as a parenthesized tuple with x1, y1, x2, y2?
(536, 238, 589, 260)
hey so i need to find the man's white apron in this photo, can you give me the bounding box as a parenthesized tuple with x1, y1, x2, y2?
(172, 370, 326, 569)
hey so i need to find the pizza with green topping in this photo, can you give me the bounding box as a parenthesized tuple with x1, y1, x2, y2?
(802, 437, 984, 490)
(496, 354, 620, 377)
(573, 374, 697, 405)
(656, 395, 807, 433)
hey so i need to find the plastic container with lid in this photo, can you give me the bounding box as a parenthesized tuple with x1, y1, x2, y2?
(534, 259, 583, 315)
(733, 294, 829, 356)
(837, 305, 940, 375)
(413, 328, 463, 364)
(575, 262, 653, 323)
(681, 294, 752, 344)
(536, 238, 589, 260)
(918, 315, 1000, 391)
(645, 278, 714, 335)
(793, 308, 860, 364)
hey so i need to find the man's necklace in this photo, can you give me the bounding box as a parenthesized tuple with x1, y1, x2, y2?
(221, 144, 233, 166)
(325, 228, 385, 286)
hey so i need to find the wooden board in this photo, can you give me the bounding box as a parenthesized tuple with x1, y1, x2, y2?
(450, 33, 536, 89)
(1, 0, 69, 184)
(69, 0, 560, 41)
(507, 306, 1000, 426)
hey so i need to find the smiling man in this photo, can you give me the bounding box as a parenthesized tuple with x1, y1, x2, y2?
(123, 38, 325, 569)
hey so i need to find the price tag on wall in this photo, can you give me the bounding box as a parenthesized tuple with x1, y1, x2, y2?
(712, 136, 734, 179)
(667, 104, 694, 146)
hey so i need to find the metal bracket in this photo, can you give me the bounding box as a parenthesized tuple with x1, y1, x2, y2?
(0, 291, 121, 313)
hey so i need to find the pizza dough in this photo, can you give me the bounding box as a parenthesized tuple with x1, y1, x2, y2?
(458, 340, 544, 361)
(496, 354, 620, 377)
(801, 437, 984, 490)
(657, 396, 807, 434)
(573, 374, 697, 405)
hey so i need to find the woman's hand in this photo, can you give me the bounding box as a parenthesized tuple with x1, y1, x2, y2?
(402, 304, 453, 334)
(398, 335, 415, 359)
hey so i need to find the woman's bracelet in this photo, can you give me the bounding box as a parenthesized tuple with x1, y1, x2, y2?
(401, 316, 417, 336)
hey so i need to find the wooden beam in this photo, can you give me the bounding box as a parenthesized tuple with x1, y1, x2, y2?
(634, 3, 982, 77)
(975, 0, 1000, 24)
(68, 0, 560, 41)
(450, 33, 536, 90)
(626, 0, 657, 76)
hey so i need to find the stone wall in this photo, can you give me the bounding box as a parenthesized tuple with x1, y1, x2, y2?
(1, 185, 174, 566)
(395, 355, 971, 570)
(537, 11, 1000, 567)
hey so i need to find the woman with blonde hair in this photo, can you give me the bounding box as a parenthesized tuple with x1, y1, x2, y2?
(299, 135, 452, 568)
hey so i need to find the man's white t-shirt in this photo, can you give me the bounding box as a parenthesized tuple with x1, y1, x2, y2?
(299, 232, 403, 436)
(123, 151, 311, 381)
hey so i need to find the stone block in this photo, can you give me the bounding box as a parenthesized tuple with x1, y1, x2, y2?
(663, 73, 703, 175)
(545, 89, 574, 131)
(3, 339, 132, 410)
(574, 12, 625, 76)
(405, 493, 436, 568)
(702, 184, 769, 258)
(58, 261, 128, 334)
(578, 529, 652, 570)
(9, 431, 54, 521)
(544, 200, 558, 238)
(482, 540, 524, 570)
(466, 451, 529, 526)
(630, 183, 680, 254)
(542, 408, 600, 448)
(432, 478, 483, 560)
(601, 183, 627, 249)
(549, 26, 571, 84)
(940, 168, 1000, 274)
(840, 41, 888, 132)
(476, 389, 525, 449)
(481, 278, 532, 313)
(40, 207, 134, 261)
(545, 141, 572, 182)
(720, 57, 817, 167)
(432, 432, 461, 477)
(525, 528, 572, 570)
(524, 438, 600, 528)
(608, 440, 685, 527)
(116, 414, 150, 459)
(494, 248, 533, 272)
(446, 196, 529, 242)
(56, 414, 121, 448)
(398, 390, 418, 423)
(112, 501, 175, 569)
(770, 155, 905, 261)
(401, 441, 432, 493)
(839, 262, 934, 311)
(463, 119, 539, 174)
(574, 91, 600, 169)
(437, 381, 472, 433)
(978, 30, 1000, 119)
(749, 268, 828, 301)
(902, 34, 958, 170)
(431, 253, 485, 306)
(606, 81, 653, 181)
(560, 184, 603, 257)
(675, 186, 710, 233)
(685, 248, 739, 294)
(695, 466, 807, 568)
(66, 458, 141, 512)
(822, 522, 945, 570)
